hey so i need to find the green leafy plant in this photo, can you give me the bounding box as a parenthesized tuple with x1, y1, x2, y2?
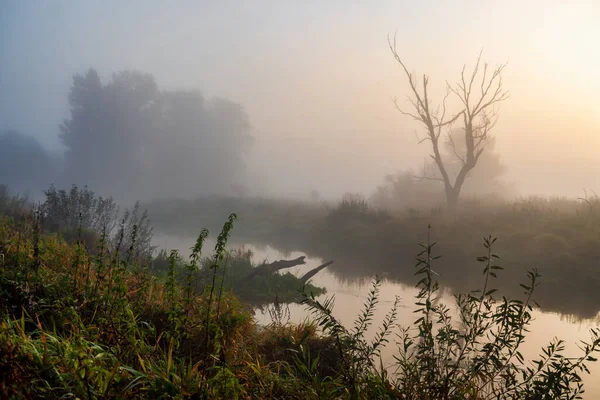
(302, 229, 600, 399)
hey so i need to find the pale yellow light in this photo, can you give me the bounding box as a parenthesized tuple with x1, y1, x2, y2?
(532, 3, 600, 96)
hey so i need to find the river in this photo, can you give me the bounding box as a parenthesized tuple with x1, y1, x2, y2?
(154, 234, 600, 397)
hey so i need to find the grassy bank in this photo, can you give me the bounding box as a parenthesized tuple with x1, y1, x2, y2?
(145, 194, 600, 318)
(2, 185, 600, 398)
(0, 213, 338, 398)
(2, 212, 599, 398)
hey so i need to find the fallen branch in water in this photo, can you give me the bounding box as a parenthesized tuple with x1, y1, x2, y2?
(246, 256, 306, 279)
(300, 260, 333, 284)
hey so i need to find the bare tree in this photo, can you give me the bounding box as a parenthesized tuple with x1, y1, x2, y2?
(388, 34, 509, 208)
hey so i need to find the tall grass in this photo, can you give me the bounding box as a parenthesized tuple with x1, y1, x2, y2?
(1, 187, 599, 398)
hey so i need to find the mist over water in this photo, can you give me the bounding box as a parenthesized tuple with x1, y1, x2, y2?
(2, 2, 600, 397)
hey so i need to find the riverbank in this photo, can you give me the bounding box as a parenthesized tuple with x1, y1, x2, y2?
(146, 195, 600, 318)
(2, 200, 600, 398)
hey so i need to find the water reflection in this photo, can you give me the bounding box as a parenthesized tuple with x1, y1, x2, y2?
(154, 234, 600, 397)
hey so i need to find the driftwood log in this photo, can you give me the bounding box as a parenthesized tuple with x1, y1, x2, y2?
(299, 261, 333, 284)
(246, 256, 306, 279)
(245, 256, 333, 283)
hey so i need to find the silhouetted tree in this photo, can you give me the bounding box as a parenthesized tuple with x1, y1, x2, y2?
(141, 91, 252, 199)
(60, 68, 252, 201)
(389, 36, 509, 208)
(60, 69, 157, 198)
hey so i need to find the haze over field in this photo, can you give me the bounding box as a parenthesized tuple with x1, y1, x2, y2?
(2, 1, 599, 201)
(4, 3, 600, 398)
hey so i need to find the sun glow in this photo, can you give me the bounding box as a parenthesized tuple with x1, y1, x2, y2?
(532, 3, 600, 97)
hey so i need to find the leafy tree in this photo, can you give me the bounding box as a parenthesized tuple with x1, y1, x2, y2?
(140, 91, 252, 199)
(60, 68, 252, 202)
(60, 69, 157, 198)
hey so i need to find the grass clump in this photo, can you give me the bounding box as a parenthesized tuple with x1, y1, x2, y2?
(0, 212, 254, 398)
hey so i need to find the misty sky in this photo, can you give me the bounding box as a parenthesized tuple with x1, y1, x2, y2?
(1, 1, 599, 198)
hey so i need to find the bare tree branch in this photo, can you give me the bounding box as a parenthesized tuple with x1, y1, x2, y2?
(578, 189, 599, 212)
(389, 34, 509, 208)
(411, 174, 446, 183)
(447, 132, 467, 166)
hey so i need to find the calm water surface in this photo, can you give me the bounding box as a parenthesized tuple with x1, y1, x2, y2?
(155, 234, 600, 398)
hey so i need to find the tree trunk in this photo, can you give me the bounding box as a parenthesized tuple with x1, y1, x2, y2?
(445, 186, 460, 209)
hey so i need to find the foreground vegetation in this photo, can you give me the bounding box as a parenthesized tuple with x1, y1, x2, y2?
(152, 247, 325, 307)
(1, 185, 600, 398)
(0, 210, 336, 398)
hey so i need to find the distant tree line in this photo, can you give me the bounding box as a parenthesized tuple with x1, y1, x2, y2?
(0, 68, 253, 202)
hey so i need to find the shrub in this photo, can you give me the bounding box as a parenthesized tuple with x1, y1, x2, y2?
(0, 184, 31, 220)
(302, 232, 600, 399)
(42, 184, 155, 258)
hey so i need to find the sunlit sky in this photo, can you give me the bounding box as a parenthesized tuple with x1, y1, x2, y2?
(1, 0, 599, 197)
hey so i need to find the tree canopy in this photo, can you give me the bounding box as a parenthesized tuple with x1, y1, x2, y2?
(60, 68, 252, 202)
